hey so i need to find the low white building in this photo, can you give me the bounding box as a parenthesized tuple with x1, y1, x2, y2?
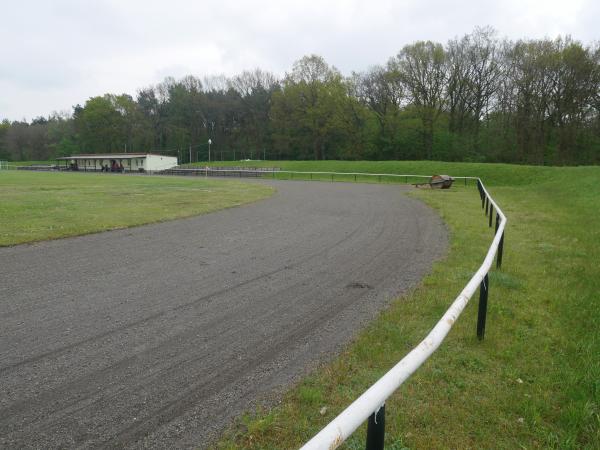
(57, 153, 178, 172)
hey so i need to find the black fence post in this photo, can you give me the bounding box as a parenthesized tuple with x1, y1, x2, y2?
(489, 205, 494, 228)
(495, 213, 500, 233)
(478, 181, 485, 207)
(497, 232, 504, 269)
(477, 274, 489, 340)
(485, 197, 489, 216)
(365, 404, 385, 450)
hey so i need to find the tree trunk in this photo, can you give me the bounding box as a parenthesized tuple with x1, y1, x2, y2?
(313, 139, 322, 160)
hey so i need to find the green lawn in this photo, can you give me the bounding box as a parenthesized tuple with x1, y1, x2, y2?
(0, 171, 274, 246)
(215, 162, 600, 449)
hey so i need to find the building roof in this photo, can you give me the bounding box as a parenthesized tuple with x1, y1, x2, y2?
(56, 153, 175, 160)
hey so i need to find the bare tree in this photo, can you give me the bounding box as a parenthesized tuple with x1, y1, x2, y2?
(464, 27, 503, 150)
(229, 69, 279, 97)
(287, 54, 341, 85)
(353, 65, 403, 130)
(202, 75, 229, 93)
(229, 69, 280, 153)
(446, 34, 472, 134)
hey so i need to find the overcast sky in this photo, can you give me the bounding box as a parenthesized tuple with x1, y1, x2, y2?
(1, 0, 597, 121)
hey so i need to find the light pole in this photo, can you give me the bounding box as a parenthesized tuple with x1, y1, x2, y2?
(208, 139, 212, 163)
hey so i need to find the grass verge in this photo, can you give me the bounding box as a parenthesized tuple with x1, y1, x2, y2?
(0, 171, 274, 246)
(216, 162, 600, 449)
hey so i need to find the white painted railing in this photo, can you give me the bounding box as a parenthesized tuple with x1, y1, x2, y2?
(301, 177, 506, 450)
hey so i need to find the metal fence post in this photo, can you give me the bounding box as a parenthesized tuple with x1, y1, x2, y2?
(478, 181, 485, 208)
(365, 404, 385, 450)
(477, 274, 489, 340)
(497, 232, 504, 269)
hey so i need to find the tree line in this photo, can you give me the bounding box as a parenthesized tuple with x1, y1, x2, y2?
(2, 28, 599, 165)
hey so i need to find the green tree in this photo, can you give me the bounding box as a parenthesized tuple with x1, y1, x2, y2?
(75, 95, 126, 153)
(351, 65, 404, 158)
(547, 37, 600, 163)
(390, 41, 447, 159)
(272, 55, 354, 160)
(229, 69, 280, 157)
(0, 120, 10, 160)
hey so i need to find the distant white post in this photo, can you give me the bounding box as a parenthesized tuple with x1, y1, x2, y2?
(208, 139, 212, 163)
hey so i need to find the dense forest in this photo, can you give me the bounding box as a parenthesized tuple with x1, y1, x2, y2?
(1, 28, 599, 165)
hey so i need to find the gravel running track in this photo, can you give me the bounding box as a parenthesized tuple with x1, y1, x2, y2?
(0, 180, 447, 448)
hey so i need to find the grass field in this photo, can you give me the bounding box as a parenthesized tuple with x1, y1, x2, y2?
(0, 171, 273, 246)
(210, 161, 600, 449)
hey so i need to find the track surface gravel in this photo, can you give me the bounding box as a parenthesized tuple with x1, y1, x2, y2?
(0, 180, 446, 448)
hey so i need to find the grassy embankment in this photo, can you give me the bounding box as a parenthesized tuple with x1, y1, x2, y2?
(211, 161, 599, 449)
(0, 171, 273, 246)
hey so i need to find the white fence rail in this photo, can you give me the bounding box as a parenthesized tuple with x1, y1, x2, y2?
(301, 177, 506, 450)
